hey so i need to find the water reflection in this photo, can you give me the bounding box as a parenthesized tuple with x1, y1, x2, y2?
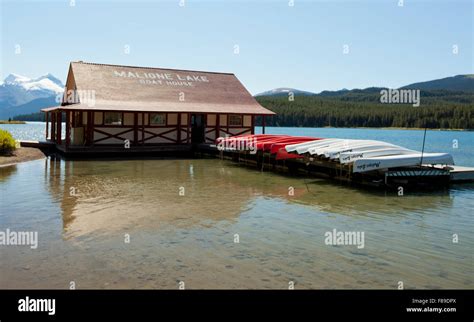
(45, 158, 267, 238)
(43, 158, 455, 239)
(0, 165, 17, 182)
(1, 157, 472, 289)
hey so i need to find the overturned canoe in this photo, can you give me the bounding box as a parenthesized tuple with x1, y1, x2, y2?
(339, 147, 417, 164)
(285, 137, 454, 173)
(352, 153, 454, 173)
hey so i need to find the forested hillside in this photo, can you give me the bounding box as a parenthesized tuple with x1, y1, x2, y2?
(256, 90, 473, 129)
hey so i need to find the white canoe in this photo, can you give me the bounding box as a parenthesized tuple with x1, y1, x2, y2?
(285, 138, 341, 154)
(339, 147, 417, 164)
(307, 139, 381, 156)
(325, 144, 401, 159)
(353, 153, 454, 173)
(317, 141, 399, 159)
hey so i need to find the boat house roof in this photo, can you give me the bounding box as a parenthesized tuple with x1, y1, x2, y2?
(43, 61, 275, 115)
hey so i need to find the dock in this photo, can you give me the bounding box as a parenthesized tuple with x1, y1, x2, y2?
(432, 165, 474, 183)
(19, 140, 193, 157)
(19, 140, 56, 149)
(19, 138, 474, 190)
(198, 135, 474, 190)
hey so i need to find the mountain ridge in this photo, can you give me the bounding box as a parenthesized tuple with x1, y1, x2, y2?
(256, 74, 474, 97)
(0, 73, 64, 118)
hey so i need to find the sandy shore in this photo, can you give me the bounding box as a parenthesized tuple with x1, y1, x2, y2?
(0, 147, 46, 167)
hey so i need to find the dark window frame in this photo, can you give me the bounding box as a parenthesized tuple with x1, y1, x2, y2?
(149, 113, 167, 127)
(104, 112, 123, 126)
(228, 114, 243, 127)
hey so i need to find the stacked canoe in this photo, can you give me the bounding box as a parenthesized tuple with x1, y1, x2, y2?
(216, 134, 322, 160)
(216, 135, 454, 173)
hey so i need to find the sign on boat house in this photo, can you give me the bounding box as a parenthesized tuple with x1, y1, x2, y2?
(42, 61, 274, 152)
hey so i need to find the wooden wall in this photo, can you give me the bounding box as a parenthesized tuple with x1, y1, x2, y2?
(64, 111, 254, 145)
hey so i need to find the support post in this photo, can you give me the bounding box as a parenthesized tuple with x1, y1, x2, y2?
(177, 113, 181, 144)
(86, 111, 94, 146)
(90, 112, 94, 146)
(142, 112, 145, 145)
(79, 111, 84, 145)
(45, 112, 49, 140)
(65, 111, 71, 148)
(85, 112, 90, 145)
(188, 114, 191, 143)
(216, 113, 220, 140)
(262, 115, 266, 134)
(251, 115, 254, 135)
(134, 112, 138, 145)
(57, 111, 62, 145)
(51, 112, 56, 143)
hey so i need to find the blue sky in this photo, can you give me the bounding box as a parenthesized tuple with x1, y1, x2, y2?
(1, 0, 472, 94)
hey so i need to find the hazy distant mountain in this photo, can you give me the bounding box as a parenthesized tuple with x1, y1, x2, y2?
(255, 87, 315, 97)
(256, 86, 388, 98)
(256, 74, 474, 98)
(0, 97, 59, 119)
(0, 73, 63, 118)
(400, 74, 474, 92)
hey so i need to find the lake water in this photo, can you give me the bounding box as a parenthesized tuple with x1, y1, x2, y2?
(0, 122, 53, 142)
(0, 123, 473, 289)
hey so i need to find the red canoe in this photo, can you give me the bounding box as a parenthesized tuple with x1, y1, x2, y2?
(216, 135, 322, 160)
(275, 148, 304, 160)
(266, 137, 320, 153)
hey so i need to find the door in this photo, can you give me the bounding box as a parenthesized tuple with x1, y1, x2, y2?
(191, 114, 206, 144)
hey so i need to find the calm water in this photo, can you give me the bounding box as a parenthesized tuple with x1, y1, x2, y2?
(0, 122, 53, 141)
(0, 123, 473, 289)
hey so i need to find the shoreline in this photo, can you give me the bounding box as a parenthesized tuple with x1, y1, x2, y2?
(3, 122, 470, 131)
(262, 126, 470, 131)
(0, 147, 46, 168)
(325, 126, 470, 131)
(0, 121, 26, 124)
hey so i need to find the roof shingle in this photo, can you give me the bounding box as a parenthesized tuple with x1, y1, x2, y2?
(43, 61, 274, 115)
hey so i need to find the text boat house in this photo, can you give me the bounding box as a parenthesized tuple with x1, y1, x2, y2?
(42, 61, 274, 153)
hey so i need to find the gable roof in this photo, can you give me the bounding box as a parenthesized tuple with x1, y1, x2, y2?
(47, 61, 274, 115)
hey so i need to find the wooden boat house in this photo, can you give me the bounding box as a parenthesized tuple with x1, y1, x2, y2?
(36, 61, 474, 189)
(42, 61, 274, 153)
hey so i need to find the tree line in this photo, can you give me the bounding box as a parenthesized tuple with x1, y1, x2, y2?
(13, 112, 45, 121)
(255, 90, 473, 129)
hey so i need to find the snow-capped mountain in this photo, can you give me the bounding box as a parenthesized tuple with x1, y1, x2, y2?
(3, 73, 63, 92)
(0, 73, 64, 118)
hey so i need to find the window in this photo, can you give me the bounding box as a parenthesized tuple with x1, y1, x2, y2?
(104, 112, 122, 125)
(229, 115, 243, 126)
(150, 113, 166, 125)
